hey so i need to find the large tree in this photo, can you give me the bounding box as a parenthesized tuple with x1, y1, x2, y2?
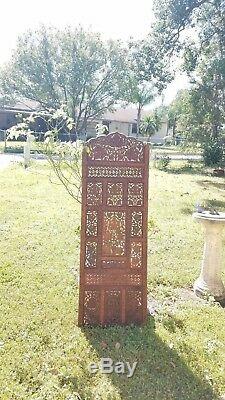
(123, 39, 172, 136)
(166, 90, 191, 138)
(152, 0, 208, 55)
(152, 0, 225, 98)
(151, 0, 225, 164)
(0, 26, 127, 134)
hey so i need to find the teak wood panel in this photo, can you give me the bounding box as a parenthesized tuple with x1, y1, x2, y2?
(78, 132, 149, 326)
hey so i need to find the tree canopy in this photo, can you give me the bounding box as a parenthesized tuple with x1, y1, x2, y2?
(152, 0, 225, 164)
(0, 26, 127, 134)
(0, 25, 173, 136)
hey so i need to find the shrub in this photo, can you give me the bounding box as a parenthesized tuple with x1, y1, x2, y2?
(154, 155, 171, 170)
(203, 141, 224, 166)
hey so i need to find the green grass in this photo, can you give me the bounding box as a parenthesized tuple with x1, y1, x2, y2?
(0, 161, 225, 400)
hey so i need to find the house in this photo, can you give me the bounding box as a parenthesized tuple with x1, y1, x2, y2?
(0, 102, 169, 144)
(87, 107, 169, 144)
(0, 100, 44, 140)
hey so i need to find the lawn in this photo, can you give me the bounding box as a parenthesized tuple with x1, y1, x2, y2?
(0, 161, 225, 400)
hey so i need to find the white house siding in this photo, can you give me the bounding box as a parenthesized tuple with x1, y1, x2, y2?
(85, 111, 169, 144)
(107, 121, 131, 136)
(106, 120, 168, 144)
(86, 120, 132, 138)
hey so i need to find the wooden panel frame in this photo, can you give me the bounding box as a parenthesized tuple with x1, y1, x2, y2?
(78, 132, 149, 326)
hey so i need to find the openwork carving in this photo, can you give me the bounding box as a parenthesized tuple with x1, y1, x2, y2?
(128, 183, 143, 206)
(131, 242, 142, 268)
(79, 132, 149, 326)
(84, 271, 142, 286)
(88, 166, 143, 178)
(83, 290, 100, 325)
(131, 212, 143, 237)
(86, 211, 98, 236)
(107, 183, 123, 206)
(102, 260, 125, 268)
(103, 211, 126, 256)
(85, 242, 97, 268)
(87, 133, 144, 162)
(87, 182, 102, 205)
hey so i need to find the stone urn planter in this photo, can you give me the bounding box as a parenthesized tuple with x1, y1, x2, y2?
(193, 212, 225, 301)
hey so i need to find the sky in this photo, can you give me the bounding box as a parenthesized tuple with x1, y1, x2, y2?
(0, 0, 188, 105)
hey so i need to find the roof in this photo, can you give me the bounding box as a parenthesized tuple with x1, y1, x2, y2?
(102, 107, 151, 123)
(2, 100, 40, 113)
(0, 102, 167, 123)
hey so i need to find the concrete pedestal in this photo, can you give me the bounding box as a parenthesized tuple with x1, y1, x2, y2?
(193, 212, 225, 301)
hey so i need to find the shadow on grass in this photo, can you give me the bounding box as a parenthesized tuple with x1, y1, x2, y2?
(180, 206, 193, 215)
(81, 317, 218, 400)
(162, 162, 209, 177)
(180, 199, 225, 216)
(197, 179, 225, 191)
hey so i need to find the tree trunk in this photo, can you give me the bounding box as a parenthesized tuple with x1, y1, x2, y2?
(172, 118, 176, 138)
(137, 103, 142, 137)
(212, 123, 219, 140)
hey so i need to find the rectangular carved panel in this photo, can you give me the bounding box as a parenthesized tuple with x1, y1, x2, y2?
(125, 290, 143, 324)
(131, 212, 143, 237)
(87, 182, 102, 205)
(79, 132, 149, 326)
(107, 183, 123, 206)
(102, 211, 126, 256)
(83, 290, 101, 325)
(84, 271, 142, 286)
(86, 211, 98, 236)
(131, 242, 142, 268)
(102, 260, 126, 268)
(85, 242, 97, 268)
(104, 290, 122, 325)
(128, 183, 144, 206)
(88, 166, 143, 178)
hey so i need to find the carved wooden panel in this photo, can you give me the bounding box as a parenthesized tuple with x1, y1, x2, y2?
(78, 132, 149, 326)
(102, 211, 126, 256)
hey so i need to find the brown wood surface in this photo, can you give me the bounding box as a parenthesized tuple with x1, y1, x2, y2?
(78, 132, 149, 326)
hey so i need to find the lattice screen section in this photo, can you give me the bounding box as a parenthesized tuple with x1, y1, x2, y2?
(78, 132, 149, 326)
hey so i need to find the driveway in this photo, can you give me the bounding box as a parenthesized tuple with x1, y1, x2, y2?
(152, 153, 202, 161)
(0, 154, 23, 170)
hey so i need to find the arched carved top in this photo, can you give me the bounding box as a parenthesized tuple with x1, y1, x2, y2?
(86, 132, 145, 163)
